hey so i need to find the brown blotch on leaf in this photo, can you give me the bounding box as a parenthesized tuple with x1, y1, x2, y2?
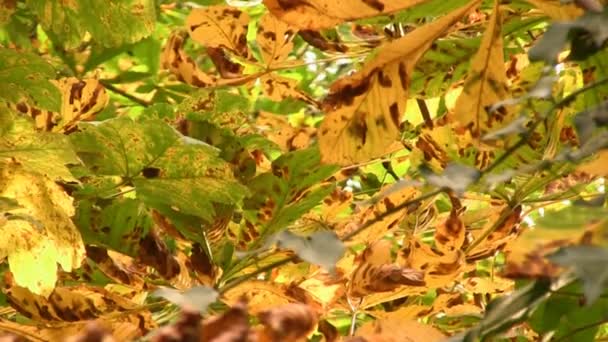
(361, 0, 385, 11)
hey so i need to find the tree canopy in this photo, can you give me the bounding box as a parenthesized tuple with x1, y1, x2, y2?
(1, 0, 608, 341)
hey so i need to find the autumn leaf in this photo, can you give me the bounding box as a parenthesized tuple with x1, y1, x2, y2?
(258, 303, 318, 341)
(449, 0, 511, 140)
(263, 0, 429, 30)
(526, 0, 584, 20)
(349, 240, 425, 298)
(186, 5, 250, 59)
(161, 31, 217, 87)
(257, 12, 297, 68)
(318, 0, 482, 165)
(354, 317, 445, 342)
(0, 166, 85, 297)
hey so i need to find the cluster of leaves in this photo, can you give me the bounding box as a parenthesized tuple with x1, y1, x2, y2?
(1, 0, 608, 341)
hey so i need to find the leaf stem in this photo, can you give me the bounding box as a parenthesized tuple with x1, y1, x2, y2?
(100, 80, 152, 107)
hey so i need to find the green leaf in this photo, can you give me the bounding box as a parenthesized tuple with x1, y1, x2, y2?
(27, 0, 156, 48)
(550, 246, 608, 304)
(71, 117, 249, 221)
(152, 286, 218, 313)
(0, 47, 60, 112)
(76, 198, 152, 256)
(0, 131, 79, 181)
(274, 230, 345, 272)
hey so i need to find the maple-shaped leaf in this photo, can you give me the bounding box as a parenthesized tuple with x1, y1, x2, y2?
(27, 0, 156, 48)
(71, 116, 249, 222)
(449, 0, 512, 140)
(0, 166, 85, 297)
(318, 0, 482, 165)
(263, 0, 429, 30)
(186, 5, 250, 59)
(0, 47, 61, 112)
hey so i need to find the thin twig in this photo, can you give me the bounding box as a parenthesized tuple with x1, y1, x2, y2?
(416, 98, 434, 129)
(100, 80, 152, 107)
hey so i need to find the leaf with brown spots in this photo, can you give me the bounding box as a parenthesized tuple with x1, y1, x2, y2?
(161, 31, 217, 87)
(318, 0, 482, 165)
(263, 0, 430, 30)
(434, 205, 466, 254)
(353, 317, 445, 342)
(349, 240, 425, 298)
(0, 166, 85, 297)
(260, 73, 318, 106)
(257, 12, 297, 68)
(402, 237, 467, 289)
(449, 0, 512, 140)
(186, 6, 250, 59)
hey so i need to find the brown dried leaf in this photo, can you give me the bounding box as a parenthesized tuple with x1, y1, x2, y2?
(263, 0, 429, 30)
(318, 0, 482, 165)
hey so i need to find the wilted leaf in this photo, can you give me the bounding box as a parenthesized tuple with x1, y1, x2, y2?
(0, 167, 85, 297)
(318, 0, 481, 165)
(0, 47, 61, 112)
(274, 230, 345, 272)
(263, 0, 429, 30)
(152, 286, 218, 313)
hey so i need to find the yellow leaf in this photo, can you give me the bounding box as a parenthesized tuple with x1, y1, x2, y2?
(0, 166, 85, 297)
(263, 0, 430, 30)
(577, 149, 608, 176)
(9, 77, 108, 133)
(526, 0, 584, 20)
(222, 280, 294, 314)
(260, 73, 317, 105)
(186, 5, 250, 58)
(449, 0, 511, 140)
(161, 31, 217, 87)
(355, 318, 445, 342)
(257, 12, 296, 68)
(318, 0, 482, 165)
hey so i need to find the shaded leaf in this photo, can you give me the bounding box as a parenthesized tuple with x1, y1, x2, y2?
(0, 47, 61, 112)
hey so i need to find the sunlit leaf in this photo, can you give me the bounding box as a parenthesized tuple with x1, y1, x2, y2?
(318, 0, 482, 165)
